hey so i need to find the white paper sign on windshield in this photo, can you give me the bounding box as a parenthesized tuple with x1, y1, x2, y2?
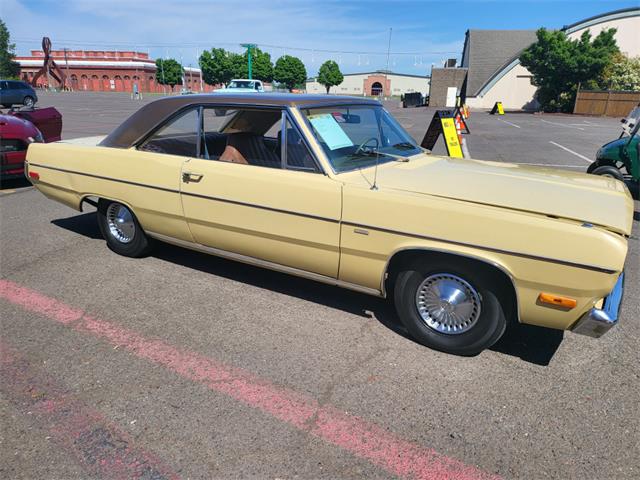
(308, 114, 354, 150)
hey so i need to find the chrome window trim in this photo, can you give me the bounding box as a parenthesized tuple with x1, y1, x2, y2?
(280, 110, 287, 170)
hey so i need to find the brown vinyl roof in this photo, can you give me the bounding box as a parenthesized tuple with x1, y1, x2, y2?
(100, 93, 380, 148)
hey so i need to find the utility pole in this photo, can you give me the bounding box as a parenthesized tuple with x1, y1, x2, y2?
(241, 43, 257, 79)
(384, 28, 392, 99)
(63, 48, 70, 90)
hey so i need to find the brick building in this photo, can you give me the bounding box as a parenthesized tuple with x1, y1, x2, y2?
(16, 50, 215, 94)
(306, 70, 429, 97)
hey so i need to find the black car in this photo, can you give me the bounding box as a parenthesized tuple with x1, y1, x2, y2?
(0, 80, 38, 108)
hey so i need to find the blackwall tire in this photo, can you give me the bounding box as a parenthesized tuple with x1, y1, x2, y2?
(394, 261, 507, 355)
(97, 199, 153, 257)
(23, 96, 35, 108)
(591, 165, 624, 181)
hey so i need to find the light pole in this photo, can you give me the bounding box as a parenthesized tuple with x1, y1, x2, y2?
(240, 43, 257, 79)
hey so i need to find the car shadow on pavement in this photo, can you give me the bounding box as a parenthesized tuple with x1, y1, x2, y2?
(52, 211, 563, 366)
(51, 213, 104, 240)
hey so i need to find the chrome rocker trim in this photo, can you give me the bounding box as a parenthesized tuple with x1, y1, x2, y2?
(572, 272, 624, 338)
(146, 231, 383, 297)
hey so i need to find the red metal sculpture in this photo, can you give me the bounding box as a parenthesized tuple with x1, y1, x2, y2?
(31, 37, 66, 89)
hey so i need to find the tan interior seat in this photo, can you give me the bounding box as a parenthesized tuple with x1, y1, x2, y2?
(219, 132, 280, 167)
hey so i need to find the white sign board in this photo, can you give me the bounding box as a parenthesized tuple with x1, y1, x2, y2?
(445, 87, 457, 108)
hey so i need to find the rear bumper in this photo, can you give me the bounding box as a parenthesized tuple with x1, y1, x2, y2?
(572, 272, 624, 338)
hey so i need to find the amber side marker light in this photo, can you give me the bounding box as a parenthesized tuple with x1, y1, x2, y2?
(28, 171, 39, 180)
(538, 293, 577, 309)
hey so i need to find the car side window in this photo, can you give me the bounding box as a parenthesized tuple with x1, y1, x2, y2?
(282, 118, 319, 172)
(139, 108, 199, 157)
(201, 107, 283, 169)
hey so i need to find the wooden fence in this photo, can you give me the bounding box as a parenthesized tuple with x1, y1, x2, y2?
(573, 90, 640, 117)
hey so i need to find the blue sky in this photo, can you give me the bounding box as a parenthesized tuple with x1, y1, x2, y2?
(3, 0, 638, 76)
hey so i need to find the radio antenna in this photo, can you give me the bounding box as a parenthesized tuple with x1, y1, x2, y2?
(371, 149, 380, 190)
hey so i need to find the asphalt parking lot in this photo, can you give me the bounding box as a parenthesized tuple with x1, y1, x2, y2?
(1, 92, 639, 479)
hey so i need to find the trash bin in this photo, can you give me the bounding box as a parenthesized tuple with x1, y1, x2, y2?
(402, 92, 424, 108)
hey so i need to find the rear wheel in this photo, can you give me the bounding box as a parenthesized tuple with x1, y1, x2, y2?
(393, 259, 507, 355)
(97, 199, 153, 257)
(23, 96, 35, 108)
(592, 165, 624, 181)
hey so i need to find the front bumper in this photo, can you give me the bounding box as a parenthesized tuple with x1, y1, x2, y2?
(572, 272, 624, 338)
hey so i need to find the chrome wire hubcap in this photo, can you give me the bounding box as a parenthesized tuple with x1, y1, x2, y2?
(106, 203, 135, 244)
(415, 274, 481, 335)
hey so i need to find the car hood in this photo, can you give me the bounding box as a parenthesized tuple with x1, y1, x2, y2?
(341, 154, 634, 235)
(597, 136, 630, 159)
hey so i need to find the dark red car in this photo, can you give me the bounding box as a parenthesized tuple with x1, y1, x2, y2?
(1, 107, 62, 179)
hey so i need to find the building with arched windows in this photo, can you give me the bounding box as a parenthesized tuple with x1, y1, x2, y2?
(16, 50, 215, 93)
(306, 70, 429, 97)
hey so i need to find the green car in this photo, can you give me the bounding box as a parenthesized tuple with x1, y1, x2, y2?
(588, 106, 639, 197)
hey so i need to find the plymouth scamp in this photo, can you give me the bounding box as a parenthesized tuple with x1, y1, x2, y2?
(25, 94, 633, 355)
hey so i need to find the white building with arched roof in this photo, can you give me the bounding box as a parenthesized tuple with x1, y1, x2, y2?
(461, 7, 640, 110)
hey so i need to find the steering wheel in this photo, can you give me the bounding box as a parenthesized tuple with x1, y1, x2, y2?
(354, 137, 379, 155)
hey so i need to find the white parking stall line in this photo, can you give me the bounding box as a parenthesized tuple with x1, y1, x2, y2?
(498, 119, 521, 128)
(540, 119, 585, 130)
(513, 162, 584, 168)
(581, 120, 602, 126)
(549, 141, 592, 163)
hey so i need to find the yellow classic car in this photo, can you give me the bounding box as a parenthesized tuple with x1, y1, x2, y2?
(25, 94, 633, 355)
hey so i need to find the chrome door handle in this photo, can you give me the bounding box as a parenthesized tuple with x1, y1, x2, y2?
(182, 172, 204, 183)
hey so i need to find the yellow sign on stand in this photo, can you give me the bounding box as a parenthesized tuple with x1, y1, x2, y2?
(491, 101, 505, 115)
(440, 118, 463, 158)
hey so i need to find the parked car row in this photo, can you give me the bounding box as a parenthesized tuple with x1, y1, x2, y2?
(0, 79, 39, 108)
(0, 106, 62, 179)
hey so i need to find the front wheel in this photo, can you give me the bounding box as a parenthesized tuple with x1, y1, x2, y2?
(394, 261, 507, 355)
(23, 96, 35, 108)
(97, 199, 153, 257)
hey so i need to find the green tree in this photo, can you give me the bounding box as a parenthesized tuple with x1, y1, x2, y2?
(155, 58, 183, 91)
(520, 28, 619, 112)
(598, 53, 640, 91)
(317, 60, 343, 93)
(232, 47, 273, 82)
(199, 48, 234, 86)
(274, 55, 307, 92)
(0, 19, 21, 79)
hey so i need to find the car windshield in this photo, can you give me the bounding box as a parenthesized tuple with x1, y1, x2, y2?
(301, 105, 423, 173)
(228, 81, 255, 89)
(624, 106, 640, 137)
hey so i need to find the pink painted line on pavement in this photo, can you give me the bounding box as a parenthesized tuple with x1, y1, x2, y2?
(0, 341, 180, 480)
(0, 279, 499, 480)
